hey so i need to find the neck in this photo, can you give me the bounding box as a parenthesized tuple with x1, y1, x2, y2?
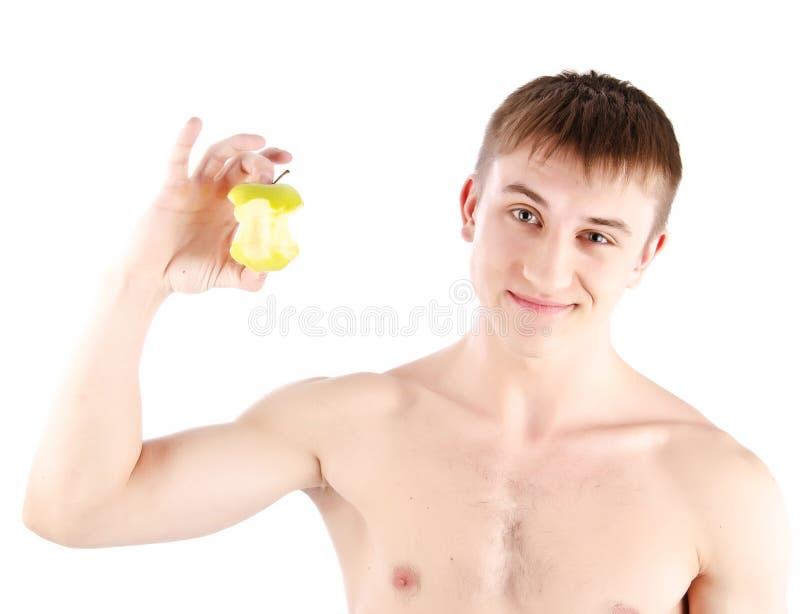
(444, 319, 631, 443)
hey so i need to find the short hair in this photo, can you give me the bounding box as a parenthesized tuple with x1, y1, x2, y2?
(472, 69, 682, 249)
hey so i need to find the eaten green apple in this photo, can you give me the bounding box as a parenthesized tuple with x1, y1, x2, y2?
(227, 172, 304, 272)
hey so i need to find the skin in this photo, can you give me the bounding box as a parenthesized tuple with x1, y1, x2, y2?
(447, 144, 665, 440)
(303, 148, 701, 612)
(23, 119, 790, 613)
(300, 146, 789, 612)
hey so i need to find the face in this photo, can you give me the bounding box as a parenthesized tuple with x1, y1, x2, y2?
(459, 145, 667, 348)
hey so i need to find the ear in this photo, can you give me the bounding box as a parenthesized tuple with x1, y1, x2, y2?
(460, 174, 479, 242)
(627, 229, 668, 289)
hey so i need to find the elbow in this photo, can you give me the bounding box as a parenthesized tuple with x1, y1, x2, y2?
(22, 514, 70, 547)
(22, 498, 86, 548)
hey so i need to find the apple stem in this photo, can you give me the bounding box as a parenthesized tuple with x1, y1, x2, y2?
(274, 169, 290, 184)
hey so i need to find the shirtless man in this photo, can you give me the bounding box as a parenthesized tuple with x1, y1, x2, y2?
(22, 70, 791, 613)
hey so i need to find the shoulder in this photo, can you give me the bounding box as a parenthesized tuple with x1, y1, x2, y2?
(662, 422, 790, 580)
(668, 425, 792, 610)
(657, 410, 783, 513)
(323, 370, 418, 414)
(278, 370, 413, 447)
(290, 371, 415, 502)
(239, 371, 405, 459)
(265, 370, 408, 410)
(631, 378, 791, 583)
(613, 372, 790, 609)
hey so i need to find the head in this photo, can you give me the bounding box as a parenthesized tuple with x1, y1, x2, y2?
(459, 69, 681, 351)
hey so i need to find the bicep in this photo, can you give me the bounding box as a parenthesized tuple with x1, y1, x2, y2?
(63, 377, 330, 548)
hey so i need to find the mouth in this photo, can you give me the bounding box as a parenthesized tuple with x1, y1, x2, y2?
(507, 290, 575, 314)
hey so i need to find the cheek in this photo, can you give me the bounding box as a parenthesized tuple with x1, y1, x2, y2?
(589, 261, 632, 305)
(473, 233, 519, 278)
(476, 218, 523, 257)
(581, 259, 625, 297)
(469, 227, 514, 295)
(600, 252, 638, 283)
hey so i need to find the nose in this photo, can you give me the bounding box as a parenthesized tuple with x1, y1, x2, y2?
(520, 230, 574, 290)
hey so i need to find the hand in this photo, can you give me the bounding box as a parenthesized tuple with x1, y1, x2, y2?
(116, 117, 293, 295)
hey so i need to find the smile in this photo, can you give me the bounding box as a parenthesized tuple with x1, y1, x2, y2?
(507, 290, 575, 315)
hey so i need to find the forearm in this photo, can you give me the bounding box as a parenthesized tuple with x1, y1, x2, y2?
(23, 265, 170, 528)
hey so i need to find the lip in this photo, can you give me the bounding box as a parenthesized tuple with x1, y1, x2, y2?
(508, 290, 575, 314)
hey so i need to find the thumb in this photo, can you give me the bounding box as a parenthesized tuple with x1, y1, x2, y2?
(216, 261, 268, 291)
(239, 265, 269, 291)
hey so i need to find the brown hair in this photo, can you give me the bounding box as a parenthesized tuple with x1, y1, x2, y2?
(472, 69, 682, 249)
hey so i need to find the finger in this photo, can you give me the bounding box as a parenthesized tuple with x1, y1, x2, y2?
(251, 147, 293, 179)
(240, 266, 269, 291)
(213, 148, 294, 190)
(193, 133, 266, 182)
(215, 151, 277, 186)
(258, 147, 293, 163)
(164, 117, 203, 187)
(216, 261, 268, 291)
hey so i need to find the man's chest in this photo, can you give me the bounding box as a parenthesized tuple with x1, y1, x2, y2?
(312, 399, 700, 613)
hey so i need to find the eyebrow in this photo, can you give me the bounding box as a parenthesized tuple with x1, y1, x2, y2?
(502, 182, 633, 236)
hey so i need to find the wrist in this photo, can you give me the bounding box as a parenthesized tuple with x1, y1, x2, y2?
(102, 264, 173, 306)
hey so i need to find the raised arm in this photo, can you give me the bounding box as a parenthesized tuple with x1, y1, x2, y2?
(21, 117, 307, 545)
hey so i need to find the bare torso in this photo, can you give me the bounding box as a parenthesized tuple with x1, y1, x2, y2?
(304, 351, 722, 614)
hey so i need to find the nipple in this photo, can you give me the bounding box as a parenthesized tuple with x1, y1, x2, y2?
(391, 564, 420, 595)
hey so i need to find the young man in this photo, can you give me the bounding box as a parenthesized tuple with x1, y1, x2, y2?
(23, 70, 790, 613)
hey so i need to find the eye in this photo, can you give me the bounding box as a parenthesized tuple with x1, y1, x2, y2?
(511, 208, 539, 224)
(510, 208, 613, 246)
(584, 231, 611, 245)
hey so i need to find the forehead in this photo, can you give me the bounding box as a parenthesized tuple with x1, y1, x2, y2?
(488, 146, 656, 219)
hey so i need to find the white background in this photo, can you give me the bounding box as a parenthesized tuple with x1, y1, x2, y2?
(1, 0, 797, 612)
